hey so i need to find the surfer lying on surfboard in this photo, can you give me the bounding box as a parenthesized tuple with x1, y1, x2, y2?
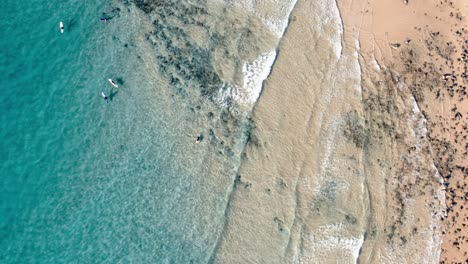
(101, 92, 109, 103)
(108, 79, 118, 88)
(59, 21, 64, 33)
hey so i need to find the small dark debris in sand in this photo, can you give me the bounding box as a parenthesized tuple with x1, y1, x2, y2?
(391, 6, 468, 261)
(391, 43, 402, 49)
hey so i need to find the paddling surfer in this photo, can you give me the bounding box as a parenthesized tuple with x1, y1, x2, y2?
(101, 92, 109, 103)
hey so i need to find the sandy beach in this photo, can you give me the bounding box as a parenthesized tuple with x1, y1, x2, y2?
(2, 0, 464, 262)
(337, 0, 467, 262)
(211, 0, 466, 262)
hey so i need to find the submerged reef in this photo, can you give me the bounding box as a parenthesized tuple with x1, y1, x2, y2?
(118, 0, 278, 159)
(128, 0, 277, 102)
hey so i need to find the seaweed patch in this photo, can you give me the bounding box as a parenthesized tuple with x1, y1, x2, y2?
(129, 0, 277, 102)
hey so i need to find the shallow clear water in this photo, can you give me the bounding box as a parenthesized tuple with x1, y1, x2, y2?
(0, 0, 253, 262)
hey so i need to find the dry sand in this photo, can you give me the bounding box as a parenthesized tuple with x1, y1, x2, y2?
(211, 0, 466, 263)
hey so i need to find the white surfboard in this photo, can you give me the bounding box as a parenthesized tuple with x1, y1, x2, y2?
(101, 91, 109, 103)
(59, 21, 64, 33)
(108, 79, 118, 88)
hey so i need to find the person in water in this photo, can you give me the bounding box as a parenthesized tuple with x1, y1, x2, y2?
(196, 134, 203, 143)
(101, 92, 109, 103)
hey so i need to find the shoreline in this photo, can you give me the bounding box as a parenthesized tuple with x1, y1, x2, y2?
(336, 0, 467, 262)
(219, 0, 299, 109)
(211, 0, 368, 262)
(211, 0, 465, 262)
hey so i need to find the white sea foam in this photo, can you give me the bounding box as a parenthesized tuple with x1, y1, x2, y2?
(430, 163, 446, 262)
(388, 95, 445, 263)
(263, 0, 298, 38)
(242, 51, 277, 104)
(353, 40, 363, 95)
(410, 97, 427, 134)
(310, 0, 344, 59)
(410, 98, 446, 263)
(219, 0, 298, 108)
(318, 118, 342, 179)
(226, 54, 274, 108)
(371, 58, 382, 71)
(301, 224, 364, 263)
(218, 50, 276, 108)
(237, 0, 298, 37)
(215, 51, 276, 107)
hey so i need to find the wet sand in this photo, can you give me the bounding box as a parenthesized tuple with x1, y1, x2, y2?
(212, 0, 466, 262)
(212, 0, 368, 262)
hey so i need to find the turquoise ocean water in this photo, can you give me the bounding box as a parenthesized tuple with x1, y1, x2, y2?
(1, 0, 255, 262)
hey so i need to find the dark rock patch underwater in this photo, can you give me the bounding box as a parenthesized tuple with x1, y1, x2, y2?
(124, 0, 277, 102)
